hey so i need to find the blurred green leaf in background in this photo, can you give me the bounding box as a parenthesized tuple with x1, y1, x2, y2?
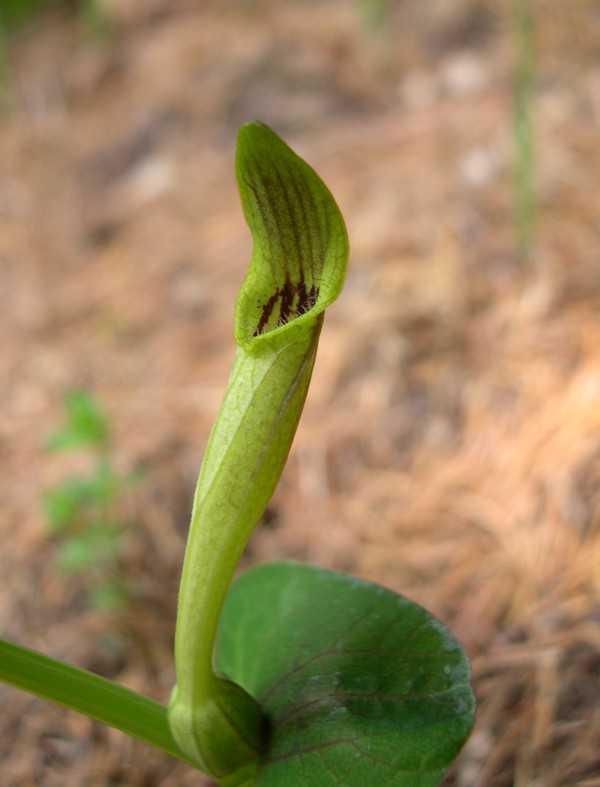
(43, 390, 142, 613)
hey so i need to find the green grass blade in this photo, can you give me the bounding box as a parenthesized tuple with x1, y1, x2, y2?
(0, 637, 195, 767)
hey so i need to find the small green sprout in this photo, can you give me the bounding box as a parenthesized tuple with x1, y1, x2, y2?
(0, 122, 474, 785)
(43, 389, 139, 612)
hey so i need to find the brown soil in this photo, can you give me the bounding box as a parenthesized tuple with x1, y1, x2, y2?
(2, 1, 600, 785)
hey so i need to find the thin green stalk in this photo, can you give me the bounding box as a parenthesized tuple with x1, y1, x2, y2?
(513, 0, 537, 258)
(0, 637, 195, 767)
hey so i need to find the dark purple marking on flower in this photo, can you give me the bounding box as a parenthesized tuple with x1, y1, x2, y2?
(254, 279, 320, 336)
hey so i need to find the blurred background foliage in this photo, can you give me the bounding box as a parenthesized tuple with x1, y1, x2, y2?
(0, 0, 111, 41)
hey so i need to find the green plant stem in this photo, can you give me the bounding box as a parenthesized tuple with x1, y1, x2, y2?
(175, 325, 320, 690)
(169, 324, 321, 780)
(0, 637, 194, 766)
(513, 0, 536, 257)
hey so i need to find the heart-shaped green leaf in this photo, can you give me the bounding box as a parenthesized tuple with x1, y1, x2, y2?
(216, 562, 474, 787)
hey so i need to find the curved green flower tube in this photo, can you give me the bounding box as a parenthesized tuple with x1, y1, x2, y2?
(167, 122, 349, 783)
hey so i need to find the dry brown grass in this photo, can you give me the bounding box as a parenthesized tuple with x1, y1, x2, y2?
(1, 1, 600, 784)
